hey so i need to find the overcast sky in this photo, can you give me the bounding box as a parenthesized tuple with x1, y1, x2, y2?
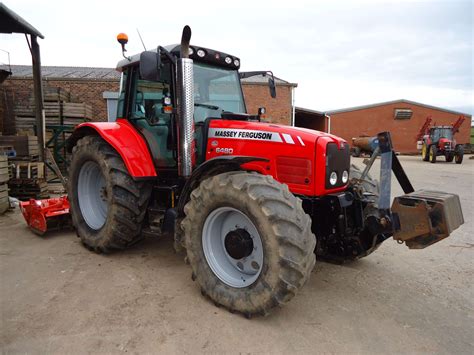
(1, 0, 472, 116)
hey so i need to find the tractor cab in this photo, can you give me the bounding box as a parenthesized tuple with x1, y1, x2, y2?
(115, 43, 272, 170)
(430, 126, 453, 143)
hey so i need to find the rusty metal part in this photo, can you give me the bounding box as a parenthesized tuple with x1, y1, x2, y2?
(391, 190, 463, 249)
(352, 137, 373, 152)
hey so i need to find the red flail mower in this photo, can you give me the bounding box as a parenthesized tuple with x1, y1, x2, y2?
(20, 196, 71, 235)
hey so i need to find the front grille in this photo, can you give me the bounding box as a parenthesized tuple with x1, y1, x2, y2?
(325, 142, 350, 189)
(276, 156, 312, 185)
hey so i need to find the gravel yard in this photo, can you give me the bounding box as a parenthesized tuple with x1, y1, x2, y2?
(1, 156, 473, 354)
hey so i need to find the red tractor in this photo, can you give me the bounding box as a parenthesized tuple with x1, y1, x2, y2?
(65, 27, 463, 317)
(417, 116, 465, 164)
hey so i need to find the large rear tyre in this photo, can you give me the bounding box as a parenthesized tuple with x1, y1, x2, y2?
(429, 145, 437, 163)
(421, 143, 429, 161)
(182, 171, 316, 316)
(68, 136, 152, 253)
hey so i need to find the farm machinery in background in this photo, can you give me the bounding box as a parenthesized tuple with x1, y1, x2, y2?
(416, 115, 465, 164)
(350, 136, 377, 157)
(19, 26, 464, 317)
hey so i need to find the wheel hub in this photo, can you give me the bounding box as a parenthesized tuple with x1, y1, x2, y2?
(224, 229, 254, 260)
(77, 161, 108, 230)
(202, 207, 264, 288)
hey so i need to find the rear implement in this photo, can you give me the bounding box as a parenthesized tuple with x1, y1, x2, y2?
(20, 196, 71, 235)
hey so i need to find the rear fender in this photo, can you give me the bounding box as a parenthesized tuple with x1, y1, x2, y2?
(67, 119, 157, 178)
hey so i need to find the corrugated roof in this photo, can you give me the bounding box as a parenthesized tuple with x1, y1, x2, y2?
(325, 99, 472, 117)
(2, 64, 296, 86)
(3, 65, 120, 80)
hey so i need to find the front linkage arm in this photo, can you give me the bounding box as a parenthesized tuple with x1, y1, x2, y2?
(357, 131, 464, 249)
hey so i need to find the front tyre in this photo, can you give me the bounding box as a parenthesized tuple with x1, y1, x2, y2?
(455, 145, 464, 164)
(182, 171, 316, 316)
(445, 153, 454, 162)
(68, 136, 152, 253)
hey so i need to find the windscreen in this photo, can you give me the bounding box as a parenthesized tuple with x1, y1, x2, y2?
(193, 63, 246, 123)
(432, 128, 453, 141)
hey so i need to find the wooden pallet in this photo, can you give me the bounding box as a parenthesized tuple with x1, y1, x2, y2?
(10, 162, 45, 180)
(0, 145, 16, 157)
(0, 136, 39, 157)
(14, 102, 93, 120)
(0, 156, 8, 183)
(8, 155, 39, 162)
(44, 87, 71, 102)
(0, 184, 8, 213)
(8, 177, 49, 201)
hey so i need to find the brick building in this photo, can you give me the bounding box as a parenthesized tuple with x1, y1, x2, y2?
(3, 66, 469, 155)
(296, 100, 471, 153)
(0, 65, 297, 131)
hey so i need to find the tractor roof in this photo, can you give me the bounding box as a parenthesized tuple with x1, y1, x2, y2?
(116, 44, 240, 72)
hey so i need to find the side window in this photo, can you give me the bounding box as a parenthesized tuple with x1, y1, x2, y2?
(131, 67, 172, 125)
(132, 81, 170, 123)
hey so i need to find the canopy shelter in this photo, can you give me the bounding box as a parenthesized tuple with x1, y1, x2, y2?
(0, 3, 45, 161)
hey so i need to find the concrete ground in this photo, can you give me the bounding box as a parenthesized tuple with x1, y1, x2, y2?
(1, 156, 473, 354)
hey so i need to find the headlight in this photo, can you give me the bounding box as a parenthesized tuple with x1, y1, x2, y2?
(329, 171, 338, 186)
(188, 47, 194, 55)
(197, 49, 206, 57)
(225, 56, 232, 64)
(233, 59, 240, 67)
(341, 170, 349, 183)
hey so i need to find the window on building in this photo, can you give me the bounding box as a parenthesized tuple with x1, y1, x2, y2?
(394, 108, 413, 119)
(103, 91, 119, 122)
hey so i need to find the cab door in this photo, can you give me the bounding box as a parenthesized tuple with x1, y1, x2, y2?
(122, 65, 177, 169)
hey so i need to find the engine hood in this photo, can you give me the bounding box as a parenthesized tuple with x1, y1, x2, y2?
(206, 119, 349, 197)
(209, 120, 346, 147)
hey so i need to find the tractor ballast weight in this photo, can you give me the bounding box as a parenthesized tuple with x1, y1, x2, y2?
(64, 26, 464, 316)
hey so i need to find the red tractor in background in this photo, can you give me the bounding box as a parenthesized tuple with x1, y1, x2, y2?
(63, 26, 463, 317)
(417, 115, 465, 164)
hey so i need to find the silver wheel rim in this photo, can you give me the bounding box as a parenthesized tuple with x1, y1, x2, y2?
(77, 161, 108, 230)
(202, 207, 263, 288)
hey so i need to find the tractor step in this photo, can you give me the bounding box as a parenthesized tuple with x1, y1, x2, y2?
(391, 190, 463, 249)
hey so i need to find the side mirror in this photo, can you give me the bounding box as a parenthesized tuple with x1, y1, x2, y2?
(268, 76, 276, 98)
(140, 50, 161, 81)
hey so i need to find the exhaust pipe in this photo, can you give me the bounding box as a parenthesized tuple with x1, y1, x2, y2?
(177, 25, 194, 177)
